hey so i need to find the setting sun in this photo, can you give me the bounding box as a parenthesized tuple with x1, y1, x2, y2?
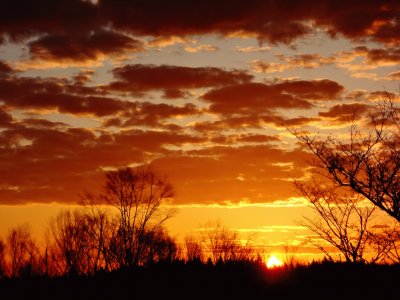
(266, 256, 283, 269)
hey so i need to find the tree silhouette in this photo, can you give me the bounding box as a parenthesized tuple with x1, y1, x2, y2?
(184, 234, 203, 261)
(291, 98, 400, 222)
(82, 166, 176, 269)
(200, 220, 256, 263)
(294, 179, 385, 262)
(6, 224, 40, 277)
(49, 210, 92, 276)
(0, 238, 6, 278)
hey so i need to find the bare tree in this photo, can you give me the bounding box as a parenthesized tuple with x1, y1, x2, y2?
(294, 179, 390, 263)
(290, 98, 400, 221)
(368, 222, 400, 263)
(6, 224, 40, 277)
(200, 220, 256, 263)
(282, 242, 299, 268)
(82, 166, 176, 269)
(141, 228, 179, 265)
(0, 238, 6, 278)
(79, 199, 115, 273)
(49, 210, 92, 276)
(184, 234, 204, 261)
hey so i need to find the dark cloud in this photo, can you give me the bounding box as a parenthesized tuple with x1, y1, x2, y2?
(202, 79, 343, 115)
(100, 0, 400, 45)
(125, 102, 199, 126)
(2, 1, 398, 47)
(316, 1, 400, 45)
(0, 106, 13, 127)
(104, 102, 200, 128)
(193, 114, 320, 133)
(319, 103, 370, 123)
(0, 124, 206, 204)
(108, 64, 253, 95)
(0, 0, 99, 43)
(28, 30, 143, 63)
(0, 75, 133, 117)
(0, 60, 13, 75)
(353, 46, 400, 64)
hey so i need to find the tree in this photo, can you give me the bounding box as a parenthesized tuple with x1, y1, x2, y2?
(293, 179, 386, 263)
(6, 224, 40, 277)
(140, 228, 179, 264)
(291, 98, 400, 221)
(367, 222, 400, 263)
(200, 220, 256, 263)
(0, 238, 6, 278)
(48, 210, 93, 276)
(83, 166, 176, 269)
(184, 234, 204, 261)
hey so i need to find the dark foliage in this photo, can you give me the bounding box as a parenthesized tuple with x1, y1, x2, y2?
(0, 260, 399, 300)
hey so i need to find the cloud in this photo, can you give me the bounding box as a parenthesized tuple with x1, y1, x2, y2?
(184, 44, 219, 53)
(104, 102, 200, 128)
(252, 53, 335, 73)
(318, 103, 370, 123)
(26, 30, 143, 65)
(0, 122, 206, 204)
(335, 46, 400, 74)
(387, 71, 400, 80)
(354, 46, 400, 65)
(202, 79, 343, 115)
(0, 106, 13, 127)
(146, 36, 188, 48)
(210, 134, 280, 145)
(0, 76, 131, 117)
(0, 60, 13, 75)
(108, 64, 253, 95)
(1, 1, 399, 46)
(98, 0, 313, 44)
(0, 0, 99, 43)
(234, 46, 271, 53)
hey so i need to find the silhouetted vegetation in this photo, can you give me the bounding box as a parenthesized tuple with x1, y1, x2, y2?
(291, 97, 400, 222)
(1, 259, 399, 299)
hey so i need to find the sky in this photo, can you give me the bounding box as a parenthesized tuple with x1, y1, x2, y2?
(0, 0, 400, 261)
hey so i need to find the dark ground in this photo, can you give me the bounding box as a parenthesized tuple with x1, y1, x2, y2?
(1, 260, 399, 300)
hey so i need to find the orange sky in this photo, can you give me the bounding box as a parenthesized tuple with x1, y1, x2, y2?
(1, 0, 400, 261)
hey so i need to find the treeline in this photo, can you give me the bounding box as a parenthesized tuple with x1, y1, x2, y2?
(0, 167, 260, 279)
(0, 213, 260, 278)
(1, 258, 400, 299)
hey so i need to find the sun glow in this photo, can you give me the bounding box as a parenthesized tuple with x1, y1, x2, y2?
(266, 256, 283, 268)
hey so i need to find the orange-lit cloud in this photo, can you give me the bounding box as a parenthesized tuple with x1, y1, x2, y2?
(202, 79, 343, 115)
(318, 103, 370, 124)
(184, 44, 219, 53)
(0, 60, 13, 75)
(0, 121, 208, 204)
(253, 53, 335, 73)
(104, 102, 200, 128)
(387, 71, 400, 80)
(27, 30, 143, 64)
(0, 75, 130, 117)
(0, 106, 13, 127)
(234, 46, 271, 53)
(108, 64, 253, 96)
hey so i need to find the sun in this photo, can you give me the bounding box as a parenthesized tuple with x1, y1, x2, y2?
(266, 255, 283, 268)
